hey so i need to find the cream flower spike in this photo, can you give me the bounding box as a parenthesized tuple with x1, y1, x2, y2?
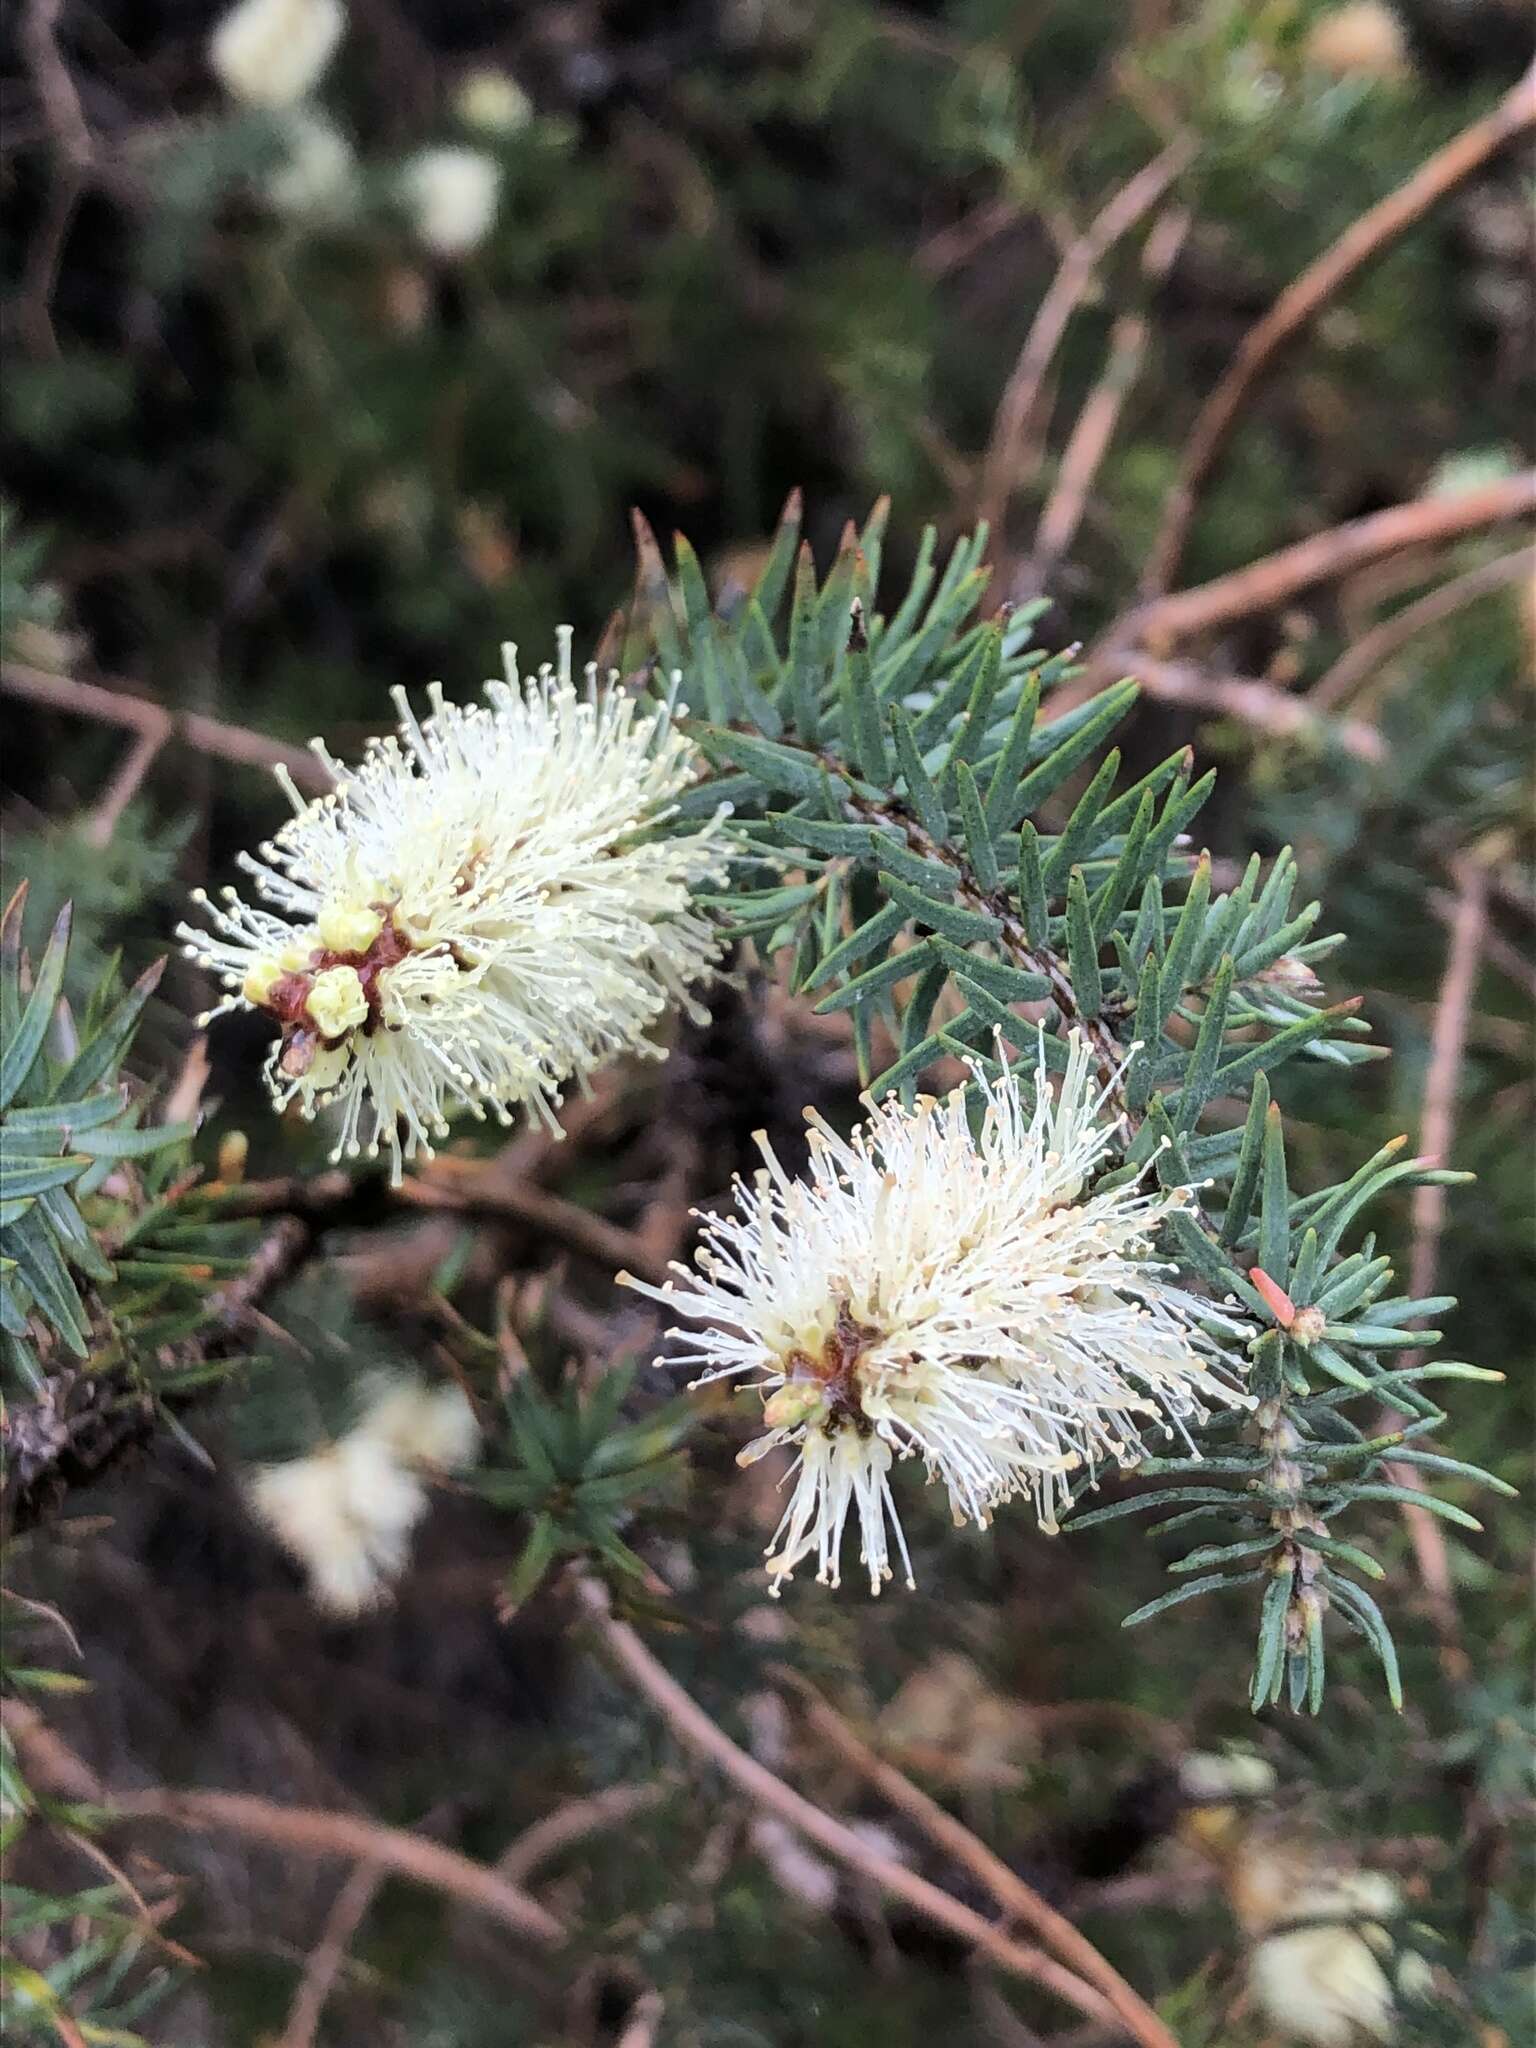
(179, 637, 731, 1181)
(623, 1031, 1251, 1596)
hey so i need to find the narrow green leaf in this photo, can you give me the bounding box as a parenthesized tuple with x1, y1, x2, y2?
(1065, 868, 1102, 1019)
(750, 485, 802, 622)
(787, 543, 822, 743)
(1250, 1569, 1292, 1713)
(1257, 1104, 1290, 1285)
(889, 706, 947, 841)
(1091, 789, 1156, 932)
(1016, 822, 1048, 947)
(692, 724, 824, 798)
(1215, 1002, 1365, 1094)
(0, 903, 71, 1109)
(878, 872, 1001, 946)
(1175, 954, 1235, 1133)
(953, 762, 999, 891)
(839, 601, 889, 780)
(1123, 1570, 1266, 1626)
(1325, 1574, 1403, 1710)
(982, 675, 1041, 833)
(931, 941, 1049, 1005)
(1157, 855, 1210, 1024)
(1041, 750, 1121, 894)
(815, 938, 936, 1016)
(0, 1156, 88, 1201)
(1006, 681, 1138, 827)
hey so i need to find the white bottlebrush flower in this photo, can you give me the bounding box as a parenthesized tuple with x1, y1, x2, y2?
(623, 1032, 1249, 1595)
(400, 146, 501, 257)
(245, 1376, 478, 1614)
(352, 1377, 481, 1472)
(247, 1433, 426, 1616)
(265, 106, 357, 221)
(209, 0, 344, 108)
(455, 68, 533, 138)
(1180, 1747, 1279, 1805)
(179, 638, 730, 1181)
(1247, 1868, 1406, 2046)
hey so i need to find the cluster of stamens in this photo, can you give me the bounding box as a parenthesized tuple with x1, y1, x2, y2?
(231, 897, 416, 1078)
(757, 1303, 881, 1440)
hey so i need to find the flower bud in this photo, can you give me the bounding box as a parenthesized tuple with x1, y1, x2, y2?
(762, 1380, 830, 1431)
(305, 964, 369, 1040)
(317, 899, 384, 955)
(242, 958, 285, 1007)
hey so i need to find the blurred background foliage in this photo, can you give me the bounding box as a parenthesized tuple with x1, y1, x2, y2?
(0, 0, 1532, 2043)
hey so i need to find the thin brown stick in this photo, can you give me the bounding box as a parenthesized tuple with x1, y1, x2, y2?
(397, 1161, 673, 1288)
(22, 0, 92, 168)
(570, 1577, 1126, 2036)
(615, 1989, 666, 2048)
(773, 1668, 1181, 2048)
(1384, 859, 1489, 1681)
(1091, 648, 1385, 761)
(1118, 474, 1536, 650)
(1144, 62, 1536, 593)
(85, 727, 169, 848)
(274, 1859, 385, 2048)
(495, 1783, 667, 1886)
(0, 1700, 565, 1948)
(978, 139, 1194, 537)
(1031, 208, 1191, 580)
(1309, 545, 1536, 711)
(119, 1790, 567, 1947)
(0, 660, 331, 793)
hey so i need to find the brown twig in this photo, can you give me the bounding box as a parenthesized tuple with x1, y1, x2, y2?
(570, 1576, 1126, 2035)
(397, 1160, 673, 1288)
(1384, 858, 1490, 1682)
(274, 1859, 386, 2048)
(978, 139, 1195, 539)
(0, 660, 331, 793)
(1144, 62, 1536, 594)
(1309, 545, 1536, 712)
(1117, 474, 1536, 650)
(1030, 208, 1191, 581)
(84, 728, 170, 848)
(0, 1699, 565, 1947)
(1091, 648, 1385, 761)
(615, 1988, 666, 2048)
(772, 1668, 1182, 2048)
(21, 0, 91, 169)
(495, 1783, 668, 1886)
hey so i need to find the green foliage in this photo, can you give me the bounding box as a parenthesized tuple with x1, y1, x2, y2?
(474, 1364, 695, 1608)
(651, 505, 1508, 1713)
(0, 887, 196, 1388)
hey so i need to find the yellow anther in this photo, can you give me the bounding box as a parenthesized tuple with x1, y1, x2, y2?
(305, 965, 369, 1041)
(317, 900, 384, 954)
(241, 959, 285, 1007)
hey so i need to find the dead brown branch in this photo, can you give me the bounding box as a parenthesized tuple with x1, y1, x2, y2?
(978, 139, 1194, 538)
(1309, 545, 1536, 712)
(1144, 63, 1536, 593)
(495, 1783, 668, 1886)
(1118, 474, 1536, 650)
(0, 660, 331, 794)
(1092, 649, 1385, 760)
(1030, 208, 1191, 581)
(571, 1576, 1133, 2038)
(274, 1859, 386, 2048)
(1385, 858, 1490, 1682)
(0, 1698, 566, 1948)
(397, 1159, 674, 1288)
(773, 1668, 1182, 2048)
(21, 0, 91, 169)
